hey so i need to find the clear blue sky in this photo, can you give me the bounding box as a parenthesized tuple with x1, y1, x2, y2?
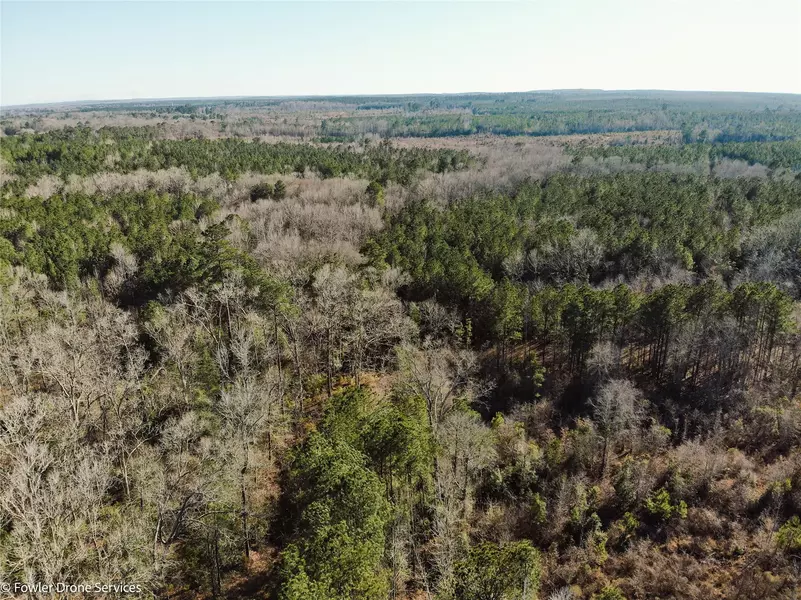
(2, 0, 800, 106)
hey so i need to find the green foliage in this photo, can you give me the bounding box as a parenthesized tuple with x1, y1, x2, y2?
(274, 388, 434, 598)
(593, 585, 627, 600)
(0, 184, 284, 302)
(321, 387, 432, 489)
(609, 512, 640, 550)
(570, 140, 801, 171)
(569, 483, 600, 531)
(454, 541, 541, 600)
(275, 432, 390, 600)
(250, 181, 274, 202)
(491, 412, 506, 430)
(531, 493, 547, 525)
(5, 93, 801, 599)
(364, 173, 797, 400)
(273, 179, 287, 200)
(319, 92, 801, 141)
(589, 524, 609, 565)
(0, 127, 471, 185)
(644, 487, 688, 522)
(366, 174, 801, 343)
(365, 181, 385, 208)
(776, 516, 801, 552)
(613, 458, 646, 512)
(544, 437, 565, 473)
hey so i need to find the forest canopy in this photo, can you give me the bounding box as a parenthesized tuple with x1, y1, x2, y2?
(1, 90, 800, 600)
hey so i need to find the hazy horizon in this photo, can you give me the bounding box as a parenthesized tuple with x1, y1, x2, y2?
(5, 88, 801, 111)
(2, 0, 800, 107)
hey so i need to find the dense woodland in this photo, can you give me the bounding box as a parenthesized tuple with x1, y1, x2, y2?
(1, 91, 800, 600)
(6, 90, 801, 142)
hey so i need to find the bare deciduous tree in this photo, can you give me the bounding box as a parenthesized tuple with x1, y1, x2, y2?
(591, 378, 644, 474)
(397, 343, 484, 436)
(218, 370, 281, 559)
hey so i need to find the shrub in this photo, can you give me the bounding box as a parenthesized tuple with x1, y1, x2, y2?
(273, 179, 287, 199)
(365, 180, 385, 208)
(645, 487, 687, 522)
(776, 516, 801, 552)
(249, 181, 273, 202)
(593, 585, 627, 600)
(609, 512, 640, 549)
(454, 541, 540, 600)
(532, 493, 547, 525)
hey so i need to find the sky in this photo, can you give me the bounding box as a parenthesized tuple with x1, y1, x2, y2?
(1, 0, 800, 106)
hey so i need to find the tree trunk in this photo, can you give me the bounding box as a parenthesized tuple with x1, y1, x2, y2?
(601, 435, 609, 476)
(240, 443, 251, 560)
(211, 526, 222, 599)
(326, 327, 333, 397)
(274, 309, 284, 414)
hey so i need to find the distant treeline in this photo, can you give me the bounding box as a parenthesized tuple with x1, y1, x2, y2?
(0, 127, 472, 185)
(8, 91, 801, 143)
(17, 89, 800, 114)
(319, 110, 801, 141)
(569, 140, 801, 170)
